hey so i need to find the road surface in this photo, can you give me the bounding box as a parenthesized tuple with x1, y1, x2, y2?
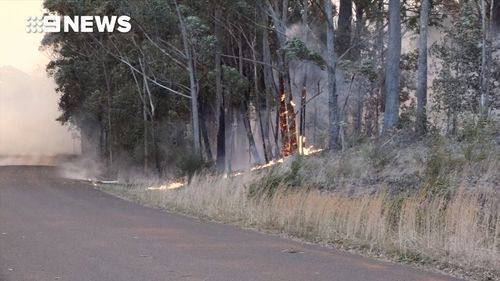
(0, 166, 462, 281)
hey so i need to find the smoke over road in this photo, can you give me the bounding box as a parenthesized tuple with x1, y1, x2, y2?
(0, 66, 77, 158)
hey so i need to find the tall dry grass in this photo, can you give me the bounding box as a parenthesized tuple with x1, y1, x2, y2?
(103, 166, 499, 274)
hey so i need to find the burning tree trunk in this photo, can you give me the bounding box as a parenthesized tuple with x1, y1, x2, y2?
(278, 77, 289, 156)
(287, 93, 298, 154)
(278, 77, 298, 157)
(298, 78, 307, 154)
(267, 0, 298, 156)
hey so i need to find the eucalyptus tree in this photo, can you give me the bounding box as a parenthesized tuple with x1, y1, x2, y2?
(324, 0, 340, 150)
(431, 1, 499, 134)
(214, 1, 225, 171)
(479, 0, 496, 117)
(415, 0, 431, 135)
(383, 0, 402, 132)
(337, 0, 353, 57)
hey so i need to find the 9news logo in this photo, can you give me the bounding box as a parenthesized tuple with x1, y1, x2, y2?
(26, 15, 131, 33)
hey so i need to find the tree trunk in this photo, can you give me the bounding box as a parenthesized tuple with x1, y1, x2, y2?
(376, 0, 385, 129)
(494, 0, 500, 32)
(102, 61, 113, 167)
(299, 76, 307, 154)
(354, 85, 363, 137)
(216, 101, 225, 167)
(480, 0, 487, 116)
(225, 105, 236, 175)
(383, 0, 402, 132)
(416, 0, 430, 135)
(142, 86, 149, 173)
(255, 37, 272, 163)
(199, 101, 213, 162)
(151, 119, 161, 177)
(175, 0, 200, 154)
(325, 0, 340, 150)
(274, 93, 281, 156)
(268, 0, 297, 155)
(215, 7, 225, 171)
(480, 0, 492, 117)
(337, 0, 352, 56)
(262, 12, 278, 158)
(257, 79, 272, 162)
(241, 102, 263, 164)
(129, 59, 149, 173)
(352, 4, 365, 61)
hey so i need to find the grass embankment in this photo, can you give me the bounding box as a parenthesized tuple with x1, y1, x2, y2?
(100, 131, 500, 281)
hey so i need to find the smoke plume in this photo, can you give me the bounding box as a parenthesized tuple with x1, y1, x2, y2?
(0, 66, 77, 157)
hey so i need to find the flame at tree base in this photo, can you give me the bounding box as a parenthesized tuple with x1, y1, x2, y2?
(147, 181, 186, 191)
(251, 145, 323, 171)
(147, 146, 323, 190)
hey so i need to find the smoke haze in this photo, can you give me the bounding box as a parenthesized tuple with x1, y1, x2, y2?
(0, 0, 76, 158)
(0, 66, 76, 156)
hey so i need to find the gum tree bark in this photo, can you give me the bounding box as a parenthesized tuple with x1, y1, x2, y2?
(325, 0, 340, 150)
(416, 0, 430, 135)
(383, 0, 401, 132)
(261, 12, 279, 157)
(337, 0, 352, 56)
(174, 0, 200, 154)
(480, 0, 494, 117)
(215, 7, 226, 171)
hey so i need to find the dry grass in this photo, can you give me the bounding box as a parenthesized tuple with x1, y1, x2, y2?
(100, 136, 500, 280)
(102, 168, 499, 279)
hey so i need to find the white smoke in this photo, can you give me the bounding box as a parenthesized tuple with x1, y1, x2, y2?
(0, 66, 78, 157)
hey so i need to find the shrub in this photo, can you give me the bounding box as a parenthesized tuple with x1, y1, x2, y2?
(248, 168, 288, 199)
(176, 152, 211, 182)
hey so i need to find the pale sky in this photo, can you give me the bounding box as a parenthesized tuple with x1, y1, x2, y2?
(0, 0, 76, 155)
(0, 0, 48, 73)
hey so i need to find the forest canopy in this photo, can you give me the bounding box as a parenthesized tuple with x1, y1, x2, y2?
(41, 0, 500, 177)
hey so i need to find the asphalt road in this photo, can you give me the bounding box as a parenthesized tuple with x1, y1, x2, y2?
(0, 166, 463, 281)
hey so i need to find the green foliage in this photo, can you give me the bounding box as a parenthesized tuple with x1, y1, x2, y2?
(285, 38, 326, 69)
(42, 0, 195, 172)
(363, 144, 394, 171)
(358, 59, 378, 83)
(176, 152, 211, 181)
(248, 156, 306, 199)
(424, 146, 451, 195)
(248, 168, 288, 199)
(286, 156, 304, 186)
(222, 66, 249, 103)
(421, 136, 460, 197)
(41, 0, 499, 179)
(431, 2, 498, 121)
(336, 155, 353, 178)
(460, 119, 499, 163)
